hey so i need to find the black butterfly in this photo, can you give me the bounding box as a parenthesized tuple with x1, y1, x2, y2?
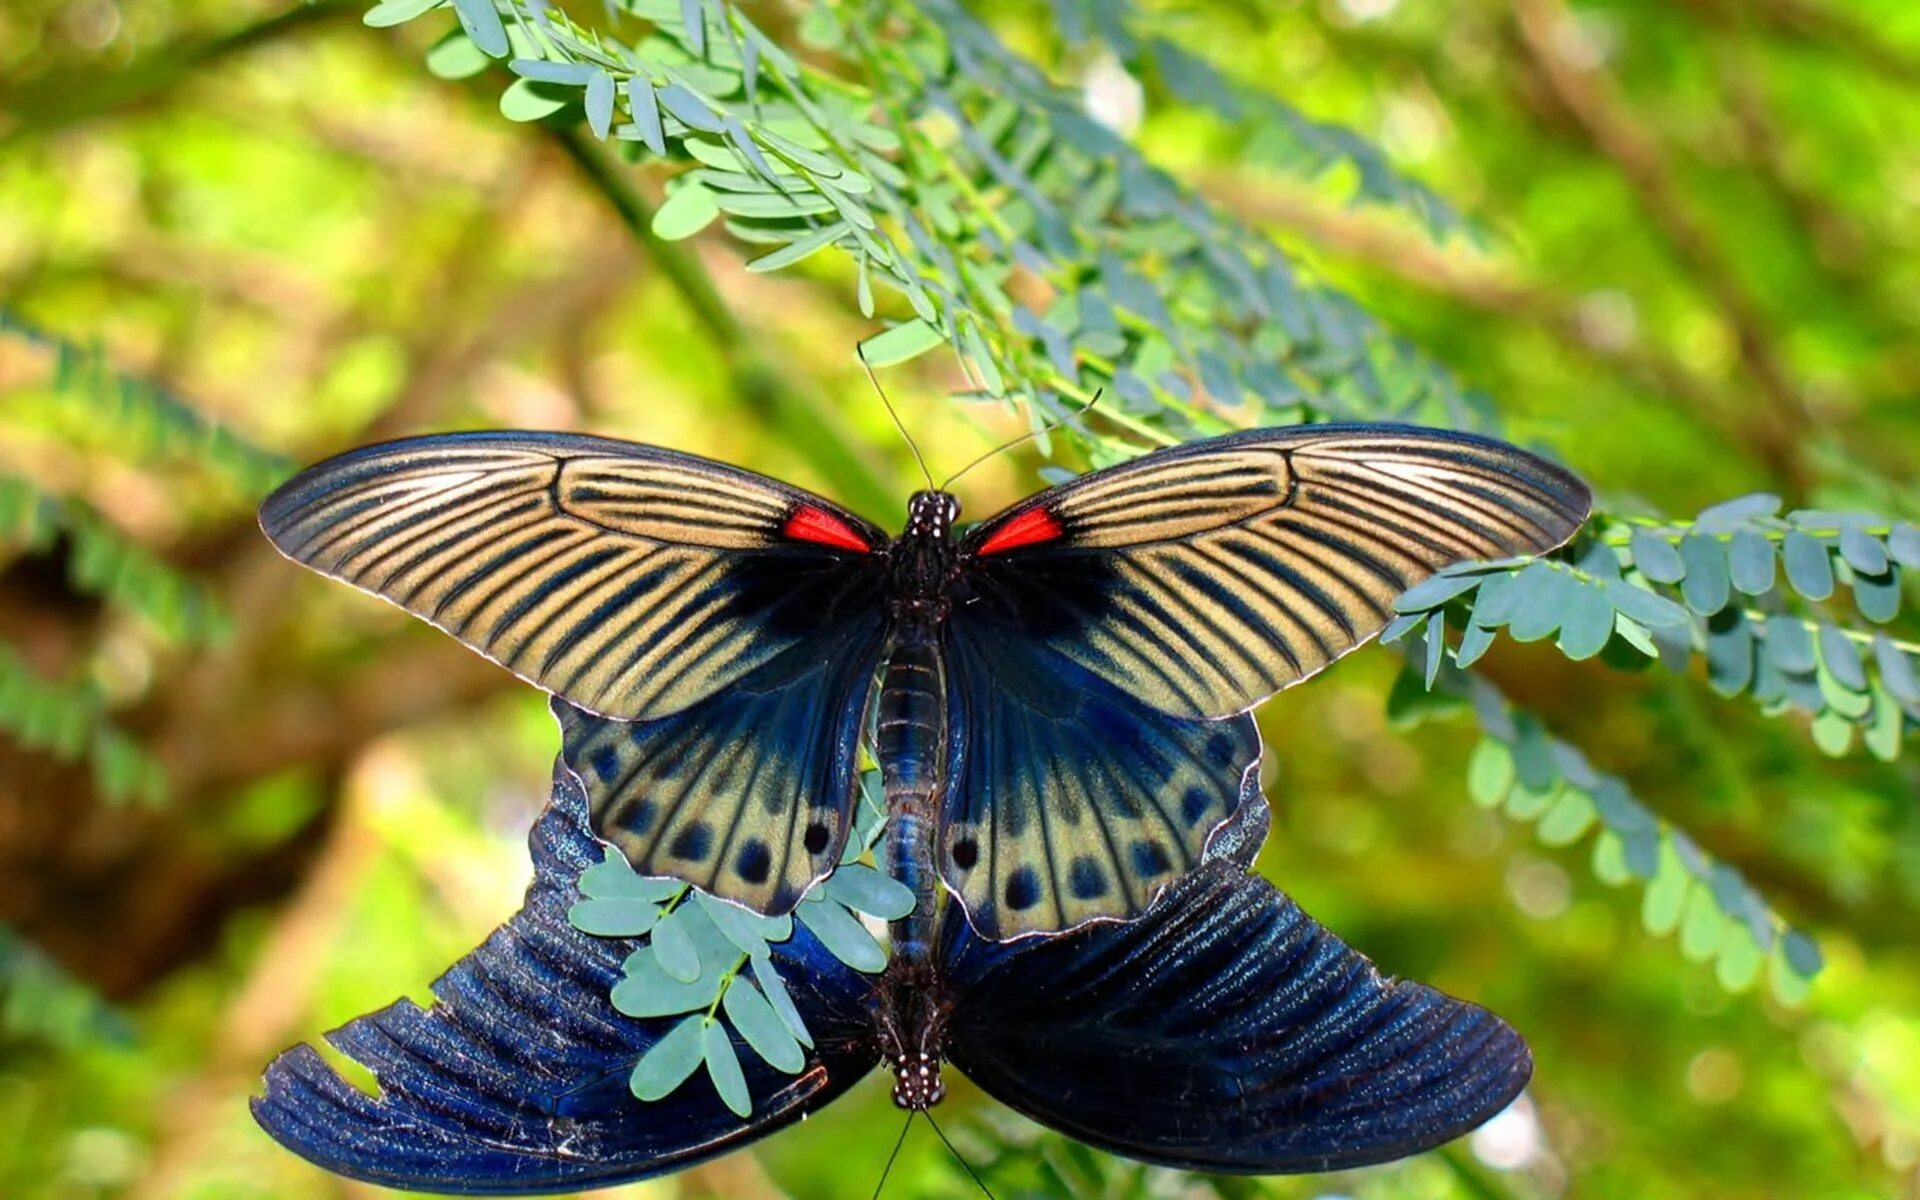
(252, 753, 1530, 1193)
(259, 423, 1589, 938)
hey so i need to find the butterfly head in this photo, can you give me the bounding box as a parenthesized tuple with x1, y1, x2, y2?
(890, 1050, 946, 1110)
(903, 491, 961, 540)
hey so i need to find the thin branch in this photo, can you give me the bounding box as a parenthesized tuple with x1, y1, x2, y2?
(0, 0, 362, 146)
(1681, 0, 1920, 90)
(1509, 0, 1816, 493)
(548, 125, 896, 519)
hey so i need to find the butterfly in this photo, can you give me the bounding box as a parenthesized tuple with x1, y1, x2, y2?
(259, 423, 1590, 938)
(251, 751, 1531, 1193)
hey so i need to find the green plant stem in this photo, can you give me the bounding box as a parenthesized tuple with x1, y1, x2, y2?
(548, 125, 896, 518)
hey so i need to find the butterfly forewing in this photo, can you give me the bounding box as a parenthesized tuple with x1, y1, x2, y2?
(258, 432, 888, 721)
(960, 424, 1592, 717)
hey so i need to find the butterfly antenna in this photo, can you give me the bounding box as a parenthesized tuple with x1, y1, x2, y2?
(871, 1110, 914, 1200)
(924, 1110, 998, 1200)
(939, 389, 1104, 493)
(858, 345, 935, 491)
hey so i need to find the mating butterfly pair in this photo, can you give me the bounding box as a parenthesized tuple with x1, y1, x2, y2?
(253, 755, 1533, 1191)
(257, 423, 1589, 939)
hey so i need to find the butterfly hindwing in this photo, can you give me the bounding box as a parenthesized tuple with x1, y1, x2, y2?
(258, 431, 888, 720)
(960, 423, 1591, 717)
(939, 814, 1532, 1174)
(939, 612, 1261, 939)
(251, 762, 880, 1195)
(556, 607, 886, 915)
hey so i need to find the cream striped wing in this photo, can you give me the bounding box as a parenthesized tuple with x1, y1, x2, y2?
(957, 424, 1591, 718)
(259, 432, 890, 720)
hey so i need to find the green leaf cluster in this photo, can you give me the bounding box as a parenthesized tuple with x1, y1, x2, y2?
(566, 771, 910, 1116)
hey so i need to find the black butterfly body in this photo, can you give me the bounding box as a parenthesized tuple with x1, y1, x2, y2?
(252, 754, 1531, 1193)
(259, 423, 1590, 938)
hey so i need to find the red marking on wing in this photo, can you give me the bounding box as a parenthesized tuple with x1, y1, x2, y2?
(783, 504, 872, 554)
(976, 506, 1065, 556)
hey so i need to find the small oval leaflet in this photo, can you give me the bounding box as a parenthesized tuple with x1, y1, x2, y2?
(364, 0, 443, 29)
(581, 849, 688, 902)
(1622, 830, 1661, 880)
(626, 78, 667, 156)
(499, 78, 568, 123)
(1642, 850, 1689, 937)
(694, 890, 790, 956)
(452, 0, 509, 58)
(1782, 531, 1835, 601)
(1679, 886, 1726, 962)
(859, 318, 946, 367)
(749, 954, 813, 1048)
(1537, 791, 1596, 847)
(1890, 523, 1920, 568)
(427, 31, 491, 80)
(1853, 567, 1901, 624)
(1555, 582, 1616, 662)
(1392, 570, 1482, 614)
(567, 897, 662, 938)
(1872, 634, 1920, 705)
(702, 1021, 752, 1118)
(1601, 578, 1689, 628)
(1677, 533, 1731, 615)
(586, 71, 616, 141)
(1816, 625, 1867, 692)
(1762, 616, 1817, 675)
(723, 980, 806, 1074)
(1705, 614, 1754, 697)
(1694, 492, 1782, 528)
(1716, 930, 1764, 993)
(631, 1014, 708, 1100)
(796, 897, 887, 973)
(1455, 621, 1496, 668)
(652, 181, 722, 241)
(1422, 611, 1445, 687)
(1467, 739, 1513, 808)
(1727, 529, 1776, 596)
(610, 954, 724, 1019)
(1505, 562, 1566, 643)
(1629, 529, 1686, 584)
(1838, 526, 1889, 577)
(651, 906, 703, 983)
(822, 862, 917, 920)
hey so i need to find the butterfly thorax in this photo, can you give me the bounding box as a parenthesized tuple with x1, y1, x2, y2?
(888, 490, 962, 620)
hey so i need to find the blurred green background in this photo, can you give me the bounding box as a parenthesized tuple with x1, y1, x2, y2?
(3, 1, 1919, 1198)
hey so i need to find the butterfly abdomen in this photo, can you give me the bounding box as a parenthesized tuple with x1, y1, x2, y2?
(876, 624, 948, 962)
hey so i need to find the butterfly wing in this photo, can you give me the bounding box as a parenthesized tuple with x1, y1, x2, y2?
(958, 424, 1590, 718)
(939, 614, 1261, 938)
(556, 599, 885, 914)
(259, 431, 889, 721)
(252, 761, 880, 1195)
(939, 803, 1531, 1174)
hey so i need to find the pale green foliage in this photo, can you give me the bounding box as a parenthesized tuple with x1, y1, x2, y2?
(568, 769, 906, 1113)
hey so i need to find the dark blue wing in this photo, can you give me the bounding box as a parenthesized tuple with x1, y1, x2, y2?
(938, 802, 1531, 1174)
(939, 609, 1261, 939)
(252, 761, 880, 1195)
(558, 605, 885, 916)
